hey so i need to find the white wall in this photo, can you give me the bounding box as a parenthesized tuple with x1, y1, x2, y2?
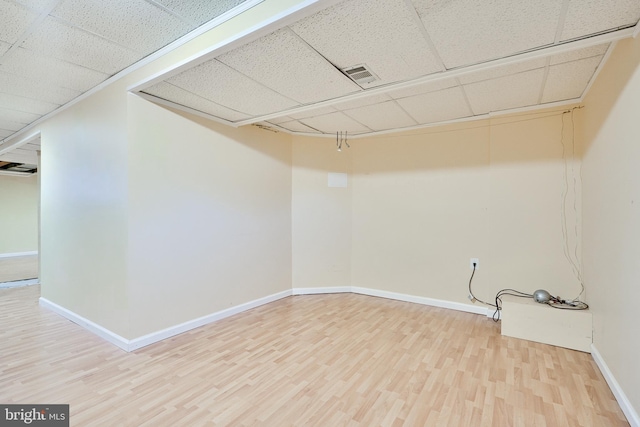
(292, 136, 352, 289)
(39, 86, 130, 337)
(127, 96, 292, 337)
(0, 174, 39, 254)
(26, 0, 311, 340)
(291, 112, 582, 307)
(580, 36, 640, 417)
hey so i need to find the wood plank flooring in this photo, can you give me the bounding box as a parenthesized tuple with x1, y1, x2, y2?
(0, 255, 38, 283)
(0, 285, 629, 426)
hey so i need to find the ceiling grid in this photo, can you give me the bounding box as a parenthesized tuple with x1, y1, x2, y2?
(1, 0, 640, 147)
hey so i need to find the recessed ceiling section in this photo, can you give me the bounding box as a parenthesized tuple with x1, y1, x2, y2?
(342, 101, 417, 132)
(560, 0, 640, 41)
(464, 69, 545, 115)
(457, 59, 547, 85)
(160, 59, 300, 117)
(288, 105, 337, 121)
(331, 93, 392, 111)
(396, 86, 473, 125)
(548, 43, 609, 65)
(412, 0, 562, 69)
(141, 82, 251, 122)
(542, 55, 603, 103)
(289, 0, 444, 87)
(216, 28, 361, 104)
(387, 78, 459, 100)
(299, 111, 371, 134)
(272, 120, 321, 134)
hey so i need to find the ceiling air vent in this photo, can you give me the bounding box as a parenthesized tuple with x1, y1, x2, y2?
(342, 64, 378, 86)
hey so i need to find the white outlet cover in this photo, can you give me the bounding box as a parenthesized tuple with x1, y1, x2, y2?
(470, 258, 479, 269)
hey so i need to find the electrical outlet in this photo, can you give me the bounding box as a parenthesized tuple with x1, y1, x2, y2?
(470, 258, 479, 269)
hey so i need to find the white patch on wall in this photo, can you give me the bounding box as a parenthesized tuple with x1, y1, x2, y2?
(328, 173, 348, 188)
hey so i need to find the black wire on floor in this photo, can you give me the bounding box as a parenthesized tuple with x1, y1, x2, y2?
(467, 265, 587, 322)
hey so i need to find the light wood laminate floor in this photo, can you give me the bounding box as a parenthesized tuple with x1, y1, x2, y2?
(0, 285, 628, 426)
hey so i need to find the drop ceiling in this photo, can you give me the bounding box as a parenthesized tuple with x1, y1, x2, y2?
(0, 0, 639, 146)
(0, 0, 250, 146)
(136, 0, 640, 137)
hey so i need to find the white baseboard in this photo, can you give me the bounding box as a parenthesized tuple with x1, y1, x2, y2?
(39, 297, 130, 352)
(0, 251, 38, 259)
(40, 286, 490, 353)
(351, 286, 489, 316)
(128, 289, 292, 351)
(591, 344, 640, 427)
(40, 289, 293, 352)
(293, 285, 488, 316)
(292, 286, 352, 295)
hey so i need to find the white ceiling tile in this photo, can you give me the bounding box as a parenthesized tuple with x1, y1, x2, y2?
(0, 117, 31, 132)
(331, 93, 392, 110)
(51, 0, 191, 54)
(0, 129, 13, 138)
(267, 116, 294, 125)
(464, 68, 545, 115)
(299, 111, 371, 134)
(290, 0, 443, 88)
(142, 81, 250, 122)
(0, 40, 10, 56)
(13, 0, 57, 13)
(288, 105, 337, 120)
(152, 0, 246, 26)
(22, 17, 142, 75)
(342, 101, 417, 132)
(0, 70, 81, 105)
(0, 92, 59, 115)
(561, 0, 640, 41)
(274, 120, 321, 133)
(458, 58, 547, 84)
(0, 47, 110, 92)
(542, 55, 603, 103)
(217, 28, 360, 104)
(413, 0, 561, 69)
(167, 59, 299, 116)
(396, 86, 472, 124)
(0, 0, 38, 44)
(0, 106, 41, 124)
(549, 43, 609, 65)
(388, 78, 459, 99)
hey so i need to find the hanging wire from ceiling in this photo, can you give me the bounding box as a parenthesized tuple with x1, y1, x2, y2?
(336, 131, 349, 151)
(560, 106, 585, 302)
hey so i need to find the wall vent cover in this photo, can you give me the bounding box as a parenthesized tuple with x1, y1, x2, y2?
(342, 64, 378, 86)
